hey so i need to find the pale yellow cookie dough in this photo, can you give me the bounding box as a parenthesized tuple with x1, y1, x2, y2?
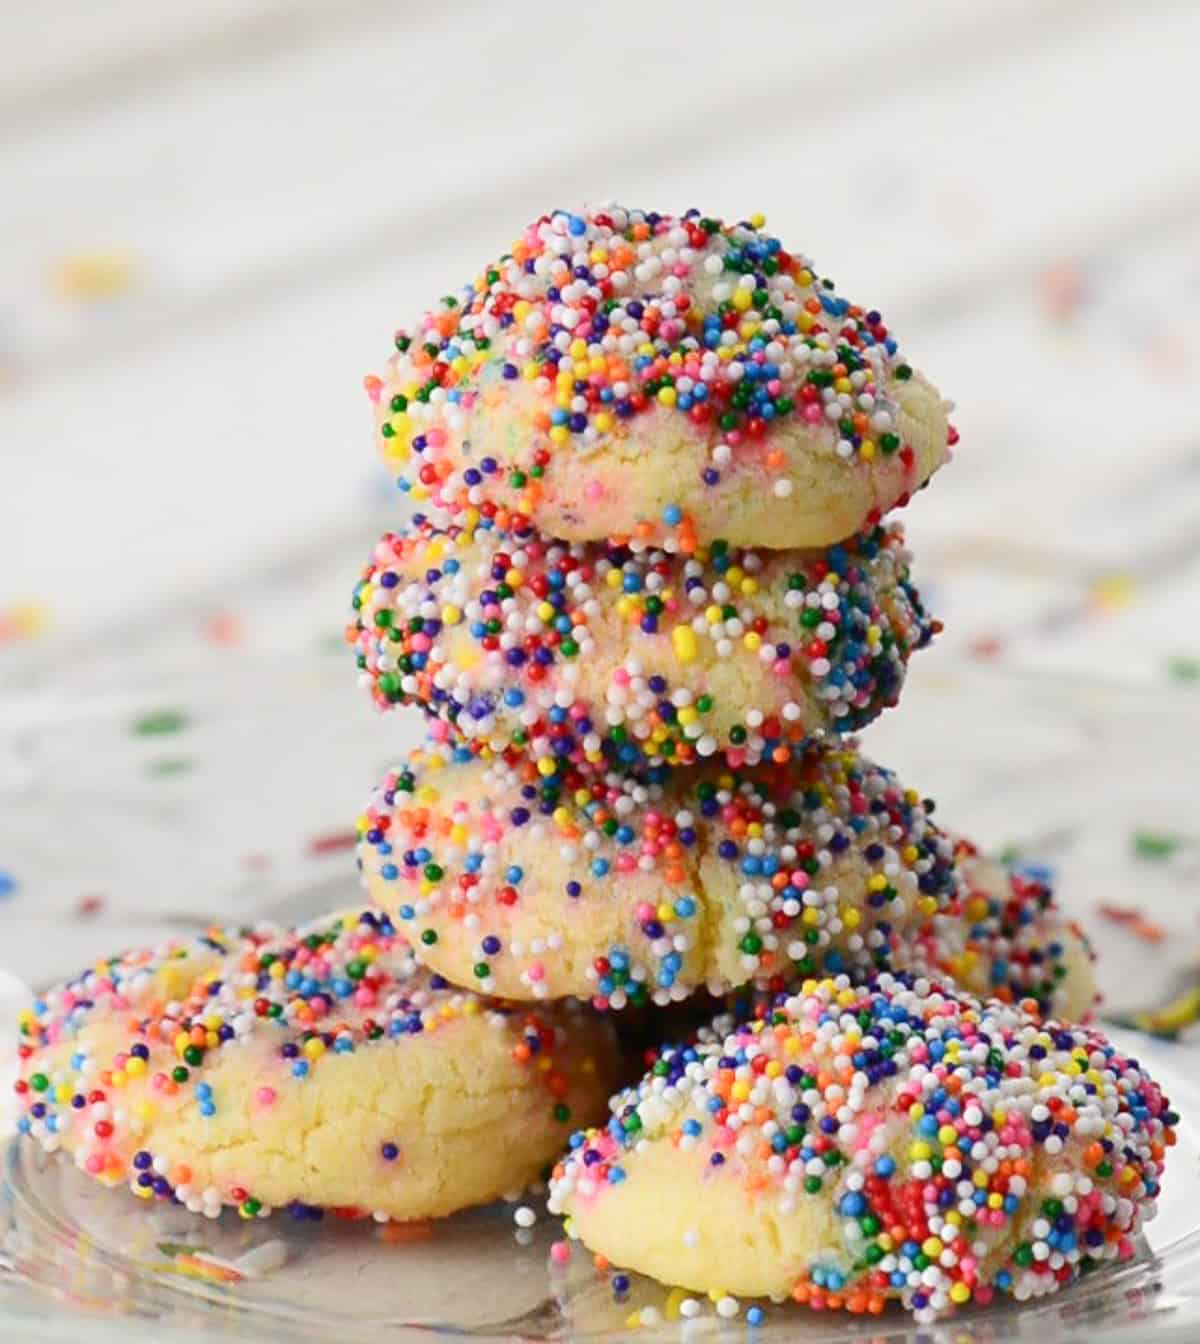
(358, 743, 958, 1007)
(369, 205, 952, 550)
(549, 975, 1175, 1323)
(15, 910, 618, 1221)
(928, 849, 1098, 1023)
(350, 519, 935, 772)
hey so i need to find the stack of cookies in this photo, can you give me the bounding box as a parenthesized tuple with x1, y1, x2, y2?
(15, 206, 1176, 1329)
(352, 205, 1092, 1022)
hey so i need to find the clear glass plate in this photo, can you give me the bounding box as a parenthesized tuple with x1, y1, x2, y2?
(3, 533, 1200, 1341)
(2, 1023, 1198, 1344)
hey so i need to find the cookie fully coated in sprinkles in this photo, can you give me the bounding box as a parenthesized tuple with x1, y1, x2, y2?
(365, 205, 953, 550)
(348, 517, 935, 773)
(358, 741, 958, 1007)
(548, 974, 1176, 1323)
(14, 910, 619, 1222)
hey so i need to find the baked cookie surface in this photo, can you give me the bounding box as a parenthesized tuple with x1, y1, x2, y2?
(366, 205, 952, 549)
(15, 910, 618, 1221)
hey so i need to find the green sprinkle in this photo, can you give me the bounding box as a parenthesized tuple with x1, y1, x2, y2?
(1133, 831, 1182, 861)
(132, 709, 189, 737)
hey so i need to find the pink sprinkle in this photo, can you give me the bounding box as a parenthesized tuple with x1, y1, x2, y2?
(527, 963, 545, 982)
(550, 1241, 570, 1265)
(257, 1087, 277, 1107)
(585, 480, 604, 502)
(85, 1154, 103, 1175)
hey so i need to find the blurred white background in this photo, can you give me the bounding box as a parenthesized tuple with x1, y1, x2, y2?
(2, 1, 1200, 1000)
(4, 0, 1200, 642)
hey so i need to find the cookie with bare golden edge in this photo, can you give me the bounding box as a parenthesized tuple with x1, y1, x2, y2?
(367, 204, 952, 550)
(549, 973, 1176, 1323)
(358, 740, 957, 1007)
(15, 910, 619, 1221)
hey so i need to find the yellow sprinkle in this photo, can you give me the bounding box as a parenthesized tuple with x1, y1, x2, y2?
(664, 1288, 687, 1320)
(657, 387, 677, 408)
(841, 907, 861, 930)
(672, 626, 698, 664)
(537, 758, 557, 777)
(594, 412, 613, 432)
(950, 1283, 971, 1305)
(441, 605, 462, 626)
(125, 1057, 147, 1078)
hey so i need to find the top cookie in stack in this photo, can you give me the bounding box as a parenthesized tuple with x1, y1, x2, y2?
(365, 205, 951, 552)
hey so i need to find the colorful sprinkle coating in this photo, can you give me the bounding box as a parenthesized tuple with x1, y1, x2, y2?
(549, 973, 1176, 1323)
(348, 517, 935, 774)
(364, 205, 952, 549)
(14, 910, 611, 1220)
(922, 844, 1098, 1021)
(358, 740, 957, 1007)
